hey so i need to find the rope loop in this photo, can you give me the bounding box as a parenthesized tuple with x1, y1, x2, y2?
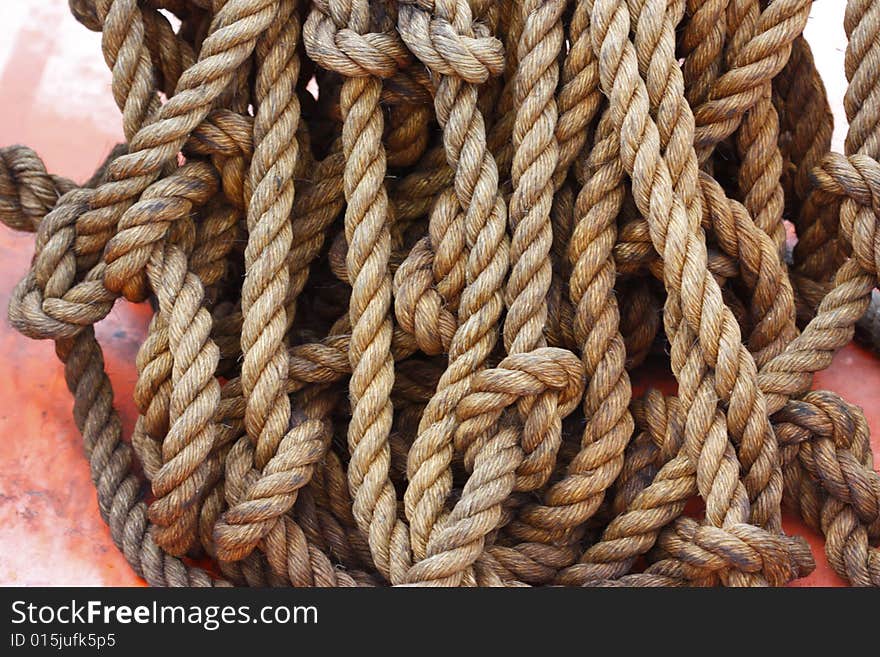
(397, 0, 504, 83)
(304, 0, 413, 78)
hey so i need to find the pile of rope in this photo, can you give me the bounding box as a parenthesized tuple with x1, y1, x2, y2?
(1, 0, 879, 587)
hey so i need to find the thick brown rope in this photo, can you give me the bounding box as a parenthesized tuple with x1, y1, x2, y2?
(2, 0, 880, 587)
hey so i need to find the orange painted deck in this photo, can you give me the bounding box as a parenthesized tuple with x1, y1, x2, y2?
(0, 1, 876, 586)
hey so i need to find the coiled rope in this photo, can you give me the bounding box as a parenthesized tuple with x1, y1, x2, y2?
(1, 0, 879, 586)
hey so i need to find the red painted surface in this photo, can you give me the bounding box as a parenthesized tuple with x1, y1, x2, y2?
(0, 1, 144, 586)
(0, 2, 875, 587)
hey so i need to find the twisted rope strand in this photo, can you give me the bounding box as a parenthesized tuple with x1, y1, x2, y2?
(2, 0, 880, 588)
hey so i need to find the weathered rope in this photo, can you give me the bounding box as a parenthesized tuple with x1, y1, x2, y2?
(1, 0, 879, 586)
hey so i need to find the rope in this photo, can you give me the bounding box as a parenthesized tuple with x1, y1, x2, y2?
(1, 0, 879, 587)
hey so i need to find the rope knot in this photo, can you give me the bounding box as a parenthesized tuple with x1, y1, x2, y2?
(304, 0, 412, 78)
(812, 153, 880, 275)
(776, 392, 880, 527)
(813, 153, 880, 209)
(213, 389, 335, 562)
(185, 111, 254, 208)
(0, 145, 75, 233)
(393, 236, 456, 355)
(457, 348, 585, 420)
(8, 189, 113, 340)
(398, 0, 504, 83)
(103, 161, 218, 301)
(186, 111, 253, 161)
(455, 347, 585, 490)
(486, 348, 586, 416)
(664, 518, 815, 586)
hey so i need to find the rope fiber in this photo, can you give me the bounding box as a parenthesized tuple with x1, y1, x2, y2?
(1, 0, 879, 586)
